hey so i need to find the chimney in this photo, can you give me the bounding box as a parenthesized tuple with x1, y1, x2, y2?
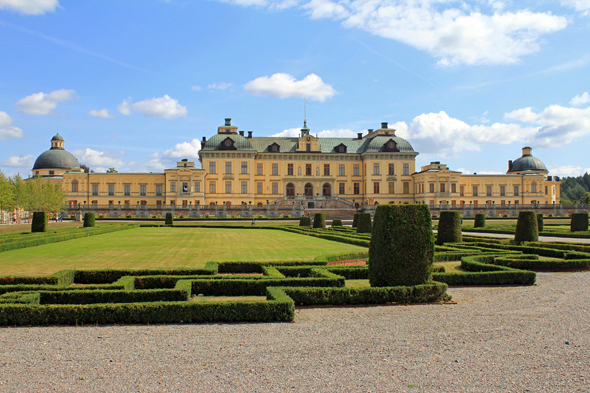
(522, 146, 532, 156)
(508, 160, 513, 171)
(239, 131, 244, 136)
(248, 131, 253, 138)
(381, 122, 388, 129)
(357, 133, 362, 140)
(202, 136, 206, 143)
(224, 118, 231, 126)
(368, 129, 373, 134)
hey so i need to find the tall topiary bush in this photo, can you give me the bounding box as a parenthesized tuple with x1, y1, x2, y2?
(514, 211, 539, 243)
(83, 212, 95, 228)
(331, 219, 342, 227)
(474, 213, 486, 228)
(537, 213, 544, 232)
(31, 212, 48, 233)
(436, 211, 462, 245)
(165, 212, 174, 225)
(356, 213, 372, 233)
(299, 216, 311, 227)
(313, 213, 326, 228)
(571, 212, 589, 232)
(369, 204, 434, 287)
(352, 213, 361, 228)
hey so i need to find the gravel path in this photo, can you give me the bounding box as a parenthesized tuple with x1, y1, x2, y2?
(1, 272, 589, 392)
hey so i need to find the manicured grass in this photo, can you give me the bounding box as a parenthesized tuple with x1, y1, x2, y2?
(0, 227, 366, 276)
(462, 222, 590, 236)
(191, 296, 266, 302)
(0, 221, 82, 235)
(345, 279, 370, 288)
(434, 261, 463, 273)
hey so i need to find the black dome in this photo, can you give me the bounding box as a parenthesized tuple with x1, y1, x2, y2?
(507, 147, 548, 174)
(33, 149, 80, 170)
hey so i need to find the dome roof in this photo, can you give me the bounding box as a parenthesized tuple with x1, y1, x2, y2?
(51, 133, 64, 141)
(363, 135, 415, 153)
(507, 147, 548, 174)
(33, 149, 80, 170)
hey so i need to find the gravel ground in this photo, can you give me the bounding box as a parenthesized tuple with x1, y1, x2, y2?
(1, 272, 589, 393)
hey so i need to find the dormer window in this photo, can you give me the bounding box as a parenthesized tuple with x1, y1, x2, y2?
(269, 142, 280, 152)
(335, 143, 347, 153)
(220, 137, 237, 150)
(383, 139, 399, 152)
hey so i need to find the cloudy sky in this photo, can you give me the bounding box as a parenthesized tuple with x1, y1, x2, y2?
(1, 0, 589, 176)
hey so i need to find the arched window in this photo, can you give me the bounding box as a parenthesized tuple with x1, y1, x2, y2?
(71, 180, 78, 192)
(257, 202, 263, 207)
(322, 183, 331, 197)
(304, 183, 313, 196)
(286, 183, 295, 196)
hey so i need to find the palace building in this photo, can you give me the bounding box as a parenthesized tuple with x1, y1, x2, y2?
(31, 118, 561, 213)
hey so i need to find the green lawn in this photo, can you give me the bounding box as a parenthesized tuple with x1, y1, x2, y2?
(0, 227, 366, 276)
(0, 221, 82, 235)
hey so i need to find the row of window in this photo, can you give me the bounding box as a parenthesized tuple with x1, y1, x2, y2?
(205, 181, 411, 195)
(207, 162, 410, 176)
(416, 184, 548, 197)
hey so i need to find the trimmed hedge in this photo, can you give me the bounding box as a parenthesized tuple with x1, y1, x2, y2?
(436, 211, 462, 245)
(493, 256, 590, 271)
(83, 212, 95, 228)
(313, 213, 326, 229)
(331, 219, 342, 227)
(73, 264, 218, 284)
(356, 213, 372, 234)
(514, 211, 539, 244)
(571, 212, 589, 232)
(369, 204, 434, 287)
(474, 214, 486, 228)
(165, 212, 174, 225)
(31, 212, 48, 233)
(352, 213, 361, 228)
(299, 216, 311, 227)
(37, 288, 189, 305)
(537, 213, 544, 232)
(432, 255, 536, 285)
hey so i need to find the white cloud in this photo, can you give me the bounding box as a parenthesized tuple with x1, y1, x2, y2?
(88, 109, 115, 119)
(2, 155, 34, 168)
(191, 85, 203, 91)
(207, 82, 233, 90)
(14, 89, 75, 115)
(504, 107, 538, 122)
(116, 95, 187, 120)
(519, 105, 590, 148)
(72, 148, 125, 169)
(163, 139, 202, 159)
(561, 0, 590, 12)
(0, 0, 59, 15)
(317, 128, 359, 138)
(571, 92, 590, 107)
(222, 0, 567, 66)
(245, 73, 337, 101)
(0, 111, 24, 141)
(271, 127, 302, 137)
(549, 165, 590, 177)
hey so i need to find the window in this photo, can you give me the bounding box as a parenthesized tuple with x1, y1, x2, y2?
(182, 200, 188, 207)
(209, 161, 216, 174)
(225, 162, 232, 174)
(389, 182, 395, 194)
(403, 163, 409, 176)
(545, 186, 548, 195)
(388, 163, 395, 176)
(500, 186, 506, 196)
(353, 164, 360, 176)
(108, 184, 115, 196)
(339, 183, 345, 195)
(514, 185, 520, 196)
(324, 164, 330, 176)
(474, 201, 478, 207)
(354, 183, 360, 195)
(170, 182, 176, 193)
(472, 186, 478, 196)
(241, 162, 248, 174)
(272, 182, 278, 194)
(272, 163, 278, 176)
(306, 164, 312, 176)
(440, 183, 446, 193)
(225, 181, 232, 194)
(486, 186, 492, 196)
(156, 185, 162, 196)
(140, 185, 146, 196)
(460, 186, 464, 196)
(257, 163, 263, 175)
(257, 182, 263, 194)
(532, 183, 537, 193)
(241, 181, 247, 194)
(403, 182, 410, 194)
(429, 183, 435, 193)
(49, 171, 54, 175)
(71, 181, 78, 192)
(339, 164, 345, 176)
(209, 181, 216, 194)
(306, 143, 311, 152)
(451, 183, 456, 193)
(288, 163, 293, 176)
(124, 184, 130, 196)
(194, 182, 200, 193)
(373, 182, 380, 194)
(373, 163, 380, 175)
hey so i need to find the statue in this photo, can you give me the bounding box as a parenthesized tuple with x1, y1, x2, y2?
(316, 167, 319, 176)
(298, 167, 301, 176)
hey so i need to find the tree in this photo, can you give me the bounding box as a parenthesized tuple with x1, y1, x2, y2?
(0, 171, 15, 223)
(579, 192, 590, 205)
(106, 168, 118, 173)
(80, 164, 92, 173)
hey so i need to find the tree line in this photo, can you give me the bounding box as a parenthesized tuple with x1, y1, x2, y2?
(0, 171, 67, 215)
(560, 173, 590, 204)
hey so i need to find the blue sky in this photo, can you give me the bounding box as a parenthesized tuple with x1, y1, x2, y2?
(1, 0, 589, 176)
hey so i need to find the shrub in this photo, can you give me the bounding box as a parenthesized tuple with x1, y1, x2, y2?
(369, 204, 434, 287)
(537, 213, 544, 232)
(474, 214, 486, 228)
(356, 213, 372, 234)
(436, 211, 462, 245)
(299, 216, 311, 227)
(352, 213, 361, 228)
(165, 212, 174, 225)
(331, 219, 342, 227)
(83, 212, 95, 228)
(514, 211, 539, 244)
(571, 212, 589, 232)
(31, 212, 48, 233)
(313, 213, 326, 229)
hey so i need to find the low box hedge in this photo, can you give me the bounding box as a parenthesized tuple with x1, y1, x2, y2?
(571, 212, 589, 232)
(31, 212, 48, 233)
(432, 255, 536, 285)
(331, 219, 342, 227)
